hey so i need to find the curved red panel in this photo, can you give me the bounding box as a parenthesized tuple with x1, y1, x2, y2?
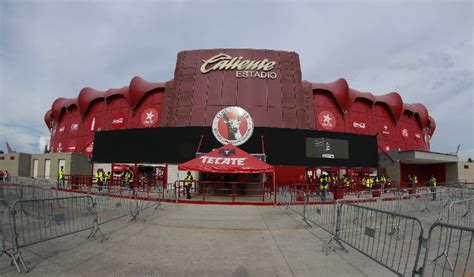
(350, 88, 375, 104)
(51, 98, 66, 120)
(44, 109, 52, 128)
(312, 78, 351, 111)
(128, 76, 166, 108)
(104, 86, 129, 101)
(375, 92, 403, 122)
(405, 103, 429, 128)
(428, 116, 436, 135)
(403, 103, 429, 128)
(78, 87, 103, 116)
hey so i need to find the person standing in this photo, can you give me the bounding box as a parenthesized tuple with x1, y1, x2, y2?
(319, 173, 329, 200)
(58, 166, 65, 188)
(127, 167, 134, 190)
(429, 175, 437, 200)
(96, 169, 104, 191)
(105, 171, 111, 190)
(184, 171, 193, 199)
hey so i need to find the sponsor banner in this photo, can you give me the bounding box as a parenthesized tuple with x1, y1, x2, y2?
(70, 122, 79, 133)
(201, 53, 278, 80)
(85, 141, 94, 155)
(414, 132, 422, 142)
(141, 108, 158, 127)
(67, 140, 77, 152)
(57, 142, 63, 153)
(199, 156, 247, 166)
(317, 111, 337, 130)
(58, 125, 65, 135)
(381, 123, 391, 136)
(111, 112, 126, 129)
(212, 106, 254, 146)
(401, 128, 409, 140)
(351, 116, 368, 133)
(89, 117, 98, 131)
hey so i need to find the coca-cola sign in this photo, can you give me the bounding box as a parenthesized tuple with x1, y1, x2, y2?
(352, 121, 366, 129)
(381, 124, 391, 135)
(111, 112, 125, 129)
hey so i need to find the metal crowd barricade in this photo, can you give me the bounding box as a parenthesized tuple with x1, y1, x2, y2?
(447, 198, 473, 227)
(304, 196, 336, 233)
(0, 200, 13, 258)
(7, 195, 104, 272)
(398, 189, 474, 225)
(418, 222, 473, 276)
(276, 186, 307, 217)
(276, 186, 292, 210)
(329, 202, 425, 276)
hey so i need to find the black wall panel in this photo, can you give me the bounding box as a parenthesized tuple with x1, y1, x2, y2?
(93, 127, 378, 167)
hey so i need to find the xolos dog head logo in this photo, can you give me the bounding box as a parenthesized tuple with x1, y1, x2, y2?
(212, 107, 254, 146)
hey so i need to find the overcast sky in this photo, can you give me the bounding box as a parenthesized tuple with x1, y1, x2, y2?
(0, 0, 472, 160)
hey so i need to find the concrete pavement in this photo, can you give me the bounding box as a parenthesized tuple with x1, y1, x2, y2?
(0, 203, 394, 276)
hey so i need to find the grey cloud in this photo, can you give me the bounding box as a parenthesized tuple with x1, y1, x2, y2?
(0, 0, 472, 160)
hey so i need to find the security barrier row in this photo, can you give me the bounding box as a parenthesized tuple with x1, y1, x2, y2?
(0, 183, 163, 273)
(276, 186, 473, 276)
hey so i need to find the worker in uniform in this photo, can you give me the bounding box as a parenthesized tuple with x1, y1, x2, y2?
(127, 167, 134, 190)
(331, 173, 339, 190)
(343, 174, 351, 192)
(184, 171, 193, 199)
(105, 171, 111, 190)
(96, 169, 104, 191)
(380, 174, 387, 192)
(429, 175, 437, 200)
(319, 173, 329, 200)
(121, 169, 128, 188)
(58, 166, 65, 188)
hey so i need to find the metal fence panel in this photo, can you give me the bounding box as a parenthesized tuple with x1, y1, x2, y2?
(419, 222, 473, 276)
(447, 198, 473, 227)
(11, 196, 97, 249)
(334, 202, 425, 277)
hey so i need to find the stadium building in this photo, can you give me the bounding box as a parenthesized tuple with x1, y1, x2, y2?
(42, 49, 460, 187)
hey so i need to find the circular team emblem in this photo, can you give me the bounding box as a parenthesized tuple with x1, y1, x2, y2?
(111, 112, 125, 129)
(318, 111, 337, 130)
(212, 106, 254, 146)
(141, 108, 158, 127)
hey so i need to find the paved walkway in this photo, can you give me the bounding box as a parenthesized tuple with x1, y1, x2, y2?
(0, 204, 393, 276)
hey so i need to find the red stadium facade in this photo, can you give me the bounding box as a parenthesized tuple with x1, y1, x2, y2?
(45, 49, 435, 157)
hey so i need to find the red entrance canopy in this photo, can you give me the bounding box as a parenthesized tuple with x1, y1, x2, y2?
(178, 144, 274, 173)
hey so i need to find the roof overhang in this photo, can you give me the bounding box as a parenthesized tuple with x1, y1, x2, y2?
(385, 150, 458, 164)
